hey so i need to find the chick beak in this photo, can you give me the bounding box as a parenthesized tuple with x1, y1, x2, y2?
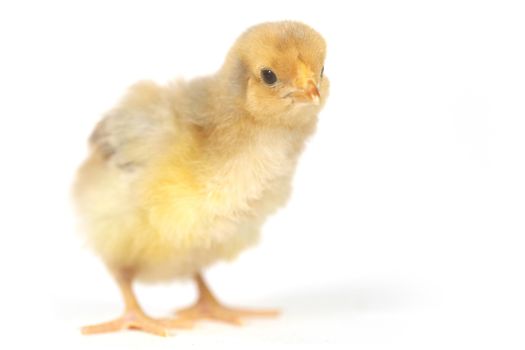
(305, 80, 321, 105)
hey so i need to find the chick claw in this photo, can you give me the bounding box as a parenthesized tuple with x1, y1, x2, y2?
(82, 311, 193, 337)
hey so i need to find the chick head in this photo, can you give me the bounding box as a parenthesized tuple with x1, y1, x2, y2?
(221, 21, 329, 127)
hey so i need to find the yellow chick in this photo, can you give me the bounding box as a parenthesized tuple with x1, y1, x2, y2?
(74, 21, 329, 336)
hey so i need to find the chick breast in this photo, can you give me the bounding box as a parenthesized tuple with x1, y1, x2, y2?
(74, 81, 300, 282)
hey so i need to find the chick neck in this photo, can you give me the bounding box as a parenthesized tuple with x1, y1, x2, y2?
(200, 75, 317, 163)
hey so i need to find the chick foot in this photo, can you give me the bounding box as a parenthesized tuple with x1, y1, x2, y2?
(82, 310, 191, 336)
(175, 274, 279, 326)
(82, 269, 191, 336)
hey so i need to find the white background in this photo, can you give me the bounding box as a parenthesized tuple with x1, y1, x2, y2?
(0, 0, 524, 349)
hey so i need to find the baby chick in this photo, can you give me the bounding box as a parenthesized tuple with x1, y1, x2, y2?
(74, 21, 329, 336)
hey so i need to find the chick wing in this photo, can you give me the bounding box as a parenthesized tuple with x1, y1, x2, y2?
(89, 81, 179, 172)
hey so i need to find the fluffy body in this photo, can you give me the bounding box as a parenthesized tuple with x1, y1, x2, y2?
(74, 21, 329, 282)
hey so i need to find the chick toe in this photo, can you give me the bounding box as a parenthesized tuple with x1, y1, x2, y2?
(82, 312, 170, 336)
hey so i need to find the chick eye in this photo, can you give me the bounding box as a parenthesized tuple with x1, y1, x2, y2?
(261, 69, 277, 85)
(320, 66, 325, 79)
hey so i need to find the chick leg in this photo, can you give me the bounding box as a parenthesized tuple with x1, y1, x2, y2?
(82, 270, 190, 336)
(175, 273, 279, 325)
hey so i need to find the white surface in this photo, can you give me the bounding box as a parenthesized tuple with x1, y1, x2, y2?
(1, 0, 524, 349)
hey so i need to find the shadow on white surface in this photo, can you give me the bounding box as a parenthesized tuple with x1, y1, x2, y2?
(53, 279, 420, 323)
(266, 282, 420, 317)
